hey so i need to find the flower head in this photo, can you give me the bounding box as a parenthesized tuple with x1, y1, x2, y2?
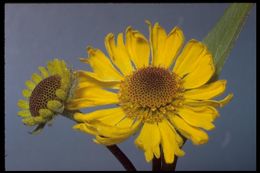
(17, 59, 76, 134)
(68, 21, 233, 163)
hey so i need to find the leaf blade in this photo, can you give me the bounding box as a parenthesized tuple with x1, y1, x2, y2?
(202, 3, 254, 77)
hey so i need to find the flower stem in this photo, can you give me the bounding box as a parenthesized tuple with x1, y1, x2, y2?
(107, 145, 136, 171)
(161, 155, 178, 171)
(152, 157, 161, 171)
(61, 110, 137, 171)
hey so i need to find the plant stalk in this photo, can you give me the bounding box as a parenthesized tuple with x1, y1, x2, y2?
(61, 109, 137, 171)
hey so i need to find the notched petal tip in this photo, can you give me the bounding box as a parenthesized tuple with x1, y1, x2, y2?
(105, 33, 114, 40)
(79, 57, 89, 63)
(72, 123, 83, 130)
(73, 113, 87, 122)
(220, 93, 234, 107)
(170, 26, 184, 38)
(153, 146, 161, 159)
(144, 151, 153, 162)
(86, 46, 96, 55)
(126, 26, 133, 33)
(145, 19, 152, 25)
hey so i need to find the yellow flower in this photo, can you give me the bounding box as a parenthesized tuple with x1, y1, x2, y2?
(68, 21, 233, 164)
(17, 59, 77, 134)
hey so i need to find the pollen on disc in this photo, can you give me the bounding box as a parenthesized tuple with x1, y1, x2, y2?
(29, 75, 61, 117)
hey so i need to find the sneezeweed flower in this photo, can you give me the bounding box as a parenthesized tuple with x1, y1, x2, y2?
(17, 59, 77, 134)
(68, 21, 233, 164)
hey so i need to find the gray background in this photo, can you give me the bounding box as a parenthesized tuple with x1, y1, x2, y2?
(5, 3, 256, 171)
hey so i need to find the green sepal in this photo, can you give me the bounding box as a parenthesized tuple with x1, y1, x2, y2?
(29, 123, 46, 135)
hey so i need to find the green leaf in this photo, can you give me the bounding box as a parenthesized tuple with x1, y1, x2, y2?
(202, 3, 254, 78)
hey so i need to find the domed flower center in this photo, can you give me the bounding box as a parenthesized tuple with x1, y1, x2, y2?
(119, 67, 183, 123)
(29, 75, 61, 117)
(120, 66, 182, 107)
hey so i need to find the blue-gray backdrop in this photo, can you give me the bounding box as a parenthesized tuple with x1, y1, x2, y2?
(5, 3, 256, 171)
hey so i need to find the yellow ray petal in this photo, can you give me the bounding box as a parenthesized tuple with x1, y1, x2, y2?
(31, 73, 42, 84)
(184, 80, 227, 100)
(66, 87, 119, 110)
(72, 86, 117, 100)
(162, 27, 184, 68)
(152, 25, 184, 68)
(182, 52, 215, 89)
(22, 117, 37, 126)
(183, 105, 219, 121)
(174, 127, 185, 146)
(73, 107, 125, 125)
(146, 20, 154, 59)
(80, 47, 123, 81)
(46, 60, 56, 75)
(176, 106, 215, 130)
(173, 40, 207, 77)
(170, 116, 209, 145)
(126, 26, 150, 68)
(105, 33, 133, 75)
(158, 119, 185, 164)
(76, 70, 120, 89)
(22, 89, 31, 98)
(91, 119, 141, 139)
(144, 150, 154, 163)
(73, 123, 98, 136)
(135, 123, 161, 162)
(93, 121, 141, 145)
(184, 93, 234, 108)
(93, 119, 140, 146)
(18, 110, 31, 118)
(52, 58, 63, 75)
(149, 22, 167, 67)
(115, 116, 135, 128)
(94, 135, 127, 146)
(17, 99, 29, 109)
(25, 80, 36, 90)
(38, 66, 49, 78)
(59, 60, 67, 73)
